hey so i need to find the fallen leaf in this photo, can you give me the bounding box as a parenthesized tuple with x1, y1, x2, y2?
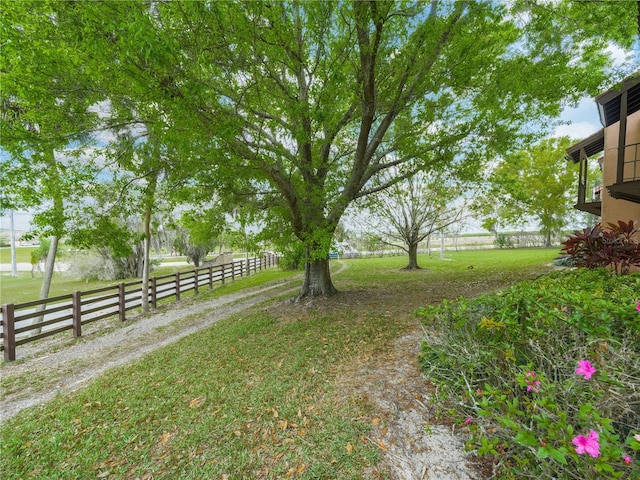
(371, 417, 381, 426)
(346, 443, 354, 453)
(297, 464, 306, 473)
(189, 397, 203, 408)
(160, 432, 171, 444)
(379, 440, 387, 450)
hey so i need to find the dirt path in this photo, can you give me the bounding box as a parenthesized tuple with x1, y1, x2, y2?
(0, 279, 301, 422)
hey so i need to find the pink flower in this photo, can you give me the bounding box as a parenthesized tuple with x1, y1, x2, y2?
(476, 389, 482, 396)
(572, 429, 600, 458)
(636, 301, 640, 313)
(575, 360, 596, 380)
(464, 417, 473, 426)
(634, 434, 640, 443)
(623, 456, 632, 464)
(525, 371, 541, 393)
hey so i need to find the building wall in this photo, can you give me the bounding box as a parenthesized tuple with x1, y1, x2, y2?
(601, 109, 640, 226)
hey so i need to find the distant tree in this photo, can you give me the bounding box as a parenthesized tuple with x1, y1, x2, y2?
(355, 170, 466, 269)
(173, 208, 226, 267)
(474, 137, 579, 248)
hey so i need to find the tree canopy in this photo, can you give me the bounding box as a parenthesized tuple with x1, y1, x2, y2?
(2, 0, 639, 297)
(474, 137, 581, 247)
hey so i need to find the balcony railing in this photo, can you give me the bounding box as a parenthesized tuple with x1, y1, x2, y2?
(608, 142, 640, 203)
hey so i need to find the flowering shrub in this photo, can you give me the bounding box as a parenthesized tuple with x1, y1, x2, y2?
(418, 268, 640, 479)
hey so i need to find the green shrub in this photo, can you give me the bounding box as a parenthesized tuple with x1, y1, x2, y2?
(279, 242, 305, 271)
(417, 269, 640, 479)
(559, 220, 640, 275)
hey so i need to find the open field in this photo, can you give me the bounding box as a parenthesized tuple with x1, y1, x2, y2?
(1, 248, 560, 479)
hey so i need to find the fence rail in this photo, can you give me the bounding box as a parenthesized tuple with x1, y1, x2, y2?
(1, 254, 279, 361)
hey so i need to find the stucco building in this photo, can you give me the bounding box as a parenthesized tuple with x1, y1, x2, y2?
(566, 73, 640, 224)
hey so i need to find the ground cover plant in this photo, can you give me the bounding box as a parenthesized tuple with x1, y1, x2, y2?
(419, 268, 640, 479)
(1, 248, 559, 479)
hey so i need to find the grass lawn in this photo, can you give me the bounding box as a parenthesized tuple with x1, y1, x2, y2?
(0, 248, 560, 479)
(0, 246, 38, 264)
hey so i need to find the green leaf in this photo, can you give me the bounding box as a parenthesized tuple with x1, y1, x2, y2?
(548, 448, 567, 465)
(536, 447, 549, 459)
(514, 431, 537, 447)
(498, 417, 518, 431)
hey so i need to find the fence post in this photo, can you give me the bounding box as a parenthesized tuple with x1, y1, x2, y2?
(231, 262, 236, 282)
(72, 291, 82, 338)
(220, 264, 225, 285)
(151, 277, 157, 309)
(2, 303, 16, 361)
(208, 266, 213, 289)
(175, 271, 181, 301)
(194, 268, 199, 295)
(118, 283, 126, 322)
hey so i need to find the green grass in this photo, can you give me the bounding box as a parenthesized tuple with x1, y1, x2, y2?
(2, 296, 405, 479)
(338, 248, 560, 288)
(0, 246, 37, 264)
(0, 248, 560, 479)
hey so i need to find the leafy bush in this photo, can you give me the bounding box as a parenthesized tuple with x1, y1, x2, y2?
(279, 242, 305, 271)
(495, 233, 515, 249)
(560, 220, 640, 275)
(417, 269, 640, 479)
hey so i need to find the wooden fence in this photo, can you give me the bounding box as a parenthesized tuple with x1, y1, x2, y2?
(1, 254, 279, 361)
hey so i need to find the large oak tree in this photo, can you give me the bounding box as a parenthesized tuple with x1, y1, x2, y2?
(3, 0, 638, 297)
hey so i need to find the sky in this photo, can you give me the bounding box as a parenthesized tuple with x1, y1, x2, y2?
(554, 97, 602, 140)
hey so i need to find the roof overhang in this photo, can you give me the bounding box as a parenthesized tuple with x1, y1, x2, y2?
(566, 129, 604, 163)
(595, 72, 640, 127)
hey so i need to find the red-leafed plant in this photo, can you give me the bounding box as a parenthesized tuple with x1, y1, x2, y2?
(560, 220, 640, 275)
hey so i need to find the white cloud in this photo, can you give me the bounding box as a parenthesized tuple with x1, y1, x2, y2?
(553, 121, 599, 140)
(606, 44, 631, 67)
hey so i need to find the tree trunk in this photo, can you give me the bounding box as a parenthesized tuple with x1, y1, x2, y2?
(545, 230, 552, 248)
(9, 210, 18, 277)
(141, 174, 158, 314)
(141, 215, 151, 314)
(404, 242, 421, 270)
(299, 258, 338, 298)
(31, 235, 58, 335)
